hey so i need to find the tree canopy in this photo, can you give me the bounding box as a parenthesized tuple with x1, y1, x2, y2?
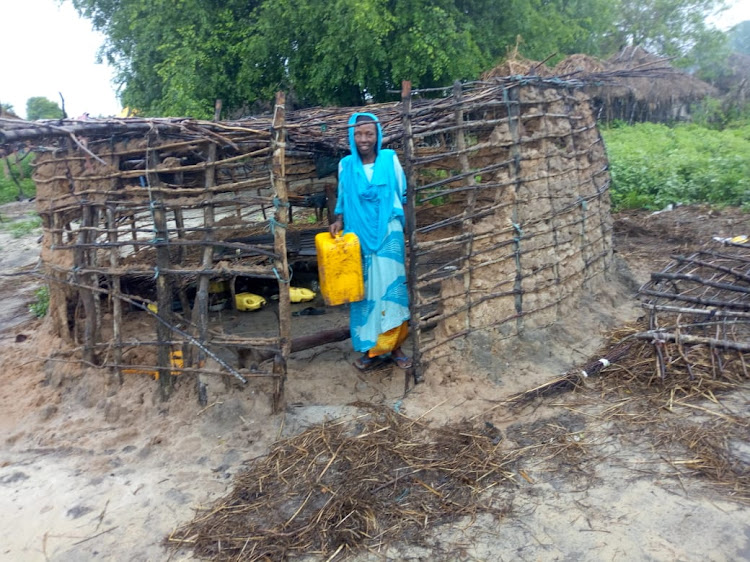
(26, 97, 64, 120)
(729, 20, 750, 55)
(70, 0, 730, 118)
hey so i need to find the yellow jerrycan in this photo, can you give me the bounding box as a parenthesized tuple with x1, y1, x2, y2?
(315, 232, 365, 306)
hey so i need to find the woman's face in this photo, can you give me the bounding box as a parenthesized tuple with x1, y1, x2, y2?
(354, 122, 377, 161)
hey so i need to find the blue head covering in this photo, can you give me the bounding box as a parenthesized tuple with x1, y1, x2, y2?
(336, 112, 403, 253)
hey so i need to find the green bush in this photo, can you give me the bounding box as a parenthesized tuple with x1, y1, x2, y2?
(29, 286, 50, 318)
(602, 122, 750, 211)
(0, 152, 36, 204)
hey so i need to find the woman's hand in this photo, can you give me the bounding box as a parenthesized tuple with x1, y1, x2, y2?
(329, 217, 343, 237)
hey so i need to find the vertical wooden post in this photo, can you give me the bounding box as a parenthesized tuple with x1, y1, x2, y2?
(271, 91, 290, 413)
(106, 206, 123, 386)
(505, 85, 524, 332)
(454, 81, 478, 334)
(191, 140, 216, 406)
(172, 168, 190, 312)
(401, 80, 423, 384)
(174, 209, 186, 264)
(130, 212, 139, 252)
(77, 201, 97, 364)
(148, 148, 173, 400)
(91, 206, 102, 345)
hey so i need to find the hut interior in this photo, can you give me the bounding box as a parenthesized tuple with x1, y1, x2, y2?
(0, 77, 620, 410)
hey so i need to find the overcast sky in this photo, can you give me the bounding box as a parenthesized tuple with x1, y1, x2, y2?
(1, 0, 749, 120)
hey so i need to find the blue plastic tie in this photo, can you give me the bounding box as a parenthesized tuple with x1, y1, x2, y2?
(268, 216, 287, 236)
(153, 267, 159, 280)
(272, 265, 292, 284)
(272, 196, 290, 208)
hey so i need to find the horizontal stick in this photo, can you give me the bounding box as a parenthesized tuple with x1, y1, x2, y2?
(651, 271, 750, 295)
(640, 288, 750, 311)
(633, 331, 750, 352)
(641, 303, 750, 319)
(671, 254, 750, 284)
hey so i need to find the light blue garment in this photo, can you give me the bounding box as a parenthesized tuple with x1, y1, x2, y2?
(335, 112, 405, 253)
(335, 113, 410, 352)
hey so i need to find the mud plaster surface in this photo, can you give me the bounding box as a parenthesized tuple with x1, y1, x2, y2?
(0, 202, 749, 561)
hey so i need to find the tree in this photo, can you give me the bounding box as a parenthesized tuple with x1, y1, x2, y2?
(26, 97, 64, 120)
(728, 20, 750, 55)
(68, 0, 731, 116)
(606, 0, 729, 69)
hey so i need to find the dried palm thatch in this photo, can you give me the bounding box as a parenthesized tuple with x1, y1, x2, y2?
(481, 42, 551, 79)
(551, 54, 607, 77)
(593, 45, 717, 123)
(168, 403, 518, 560)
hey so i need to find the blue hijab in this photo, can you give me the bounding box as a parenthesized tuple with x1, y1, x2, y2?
(336, 112, 403, 253)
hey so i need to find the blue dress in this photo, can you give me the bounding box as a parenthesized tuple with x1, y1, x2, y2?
(335, 113, 410, 353)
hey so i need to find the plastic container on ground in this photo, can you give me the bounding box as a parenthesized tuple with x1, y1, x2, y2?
(235, 292, 267, 311)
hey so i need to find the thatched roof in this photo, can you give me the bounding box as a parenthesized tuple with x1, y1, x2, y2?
(0, 108, 21, 120)
(481, 56, 551, 79)
(603, 45, 717, 102)
(551, 54, 606, 77)
(482, 46, 715, 107)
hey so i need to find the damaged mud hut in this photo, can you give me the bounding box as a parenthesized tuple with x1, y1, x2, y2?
(0, 77, 614, 409)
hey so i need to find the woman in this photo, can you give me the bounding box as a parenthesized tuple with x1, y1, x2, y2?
(329, 112, 412, 370)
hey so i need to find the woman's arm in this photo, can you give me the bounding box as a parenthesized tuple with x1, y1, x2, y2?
(329, 214, 343, 236)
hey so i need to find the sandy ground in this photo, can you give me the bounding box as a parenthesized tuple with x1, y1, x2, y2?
(0, 202, 748, 561)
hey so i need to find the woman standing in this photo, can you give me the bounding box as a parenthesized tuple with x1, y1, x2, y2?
(328, 112, 412, 370)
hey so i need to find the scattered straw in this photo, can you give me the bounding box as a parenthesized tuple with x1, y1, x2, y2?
(168, 402, 518, 560)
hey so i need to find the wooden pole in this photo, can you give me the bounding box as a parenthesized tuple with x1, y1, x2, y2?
(148, 147, 173, 400)
(505, 85, 524, 332)
(454, 81, 477, 334)
(271, 91, 291, 413)
(191, 140, 217, 406)
(106, 205, 123, 386)
(401, 80, 423, 385)
(77, 201, 97, 364)
(244, 326, 350, 365)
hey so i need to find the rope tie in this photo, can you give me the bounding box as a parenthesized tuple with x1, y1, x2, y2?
(512, 222, 523, 242)
(268, 216, 286, 235)
(272, 265, 293, 284)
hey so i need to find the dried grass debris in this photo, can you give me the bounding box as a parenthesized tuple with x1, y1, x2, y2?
(168, 403, 519, 560)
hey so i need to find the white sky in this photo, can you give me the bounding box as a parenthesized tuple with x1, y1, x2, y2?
(1, 0, 749, 121)
(1, 0, 121, 119)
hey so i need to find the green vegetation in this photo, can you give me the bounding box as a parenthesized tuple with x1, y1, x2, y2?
(7, 216, 42, 238)
(0, 153, 36, 203)
(69, 0, 728, 116)
(29, 286, 50, 318)
(26, 96, 64, 120)
(602, 121, 750, 211)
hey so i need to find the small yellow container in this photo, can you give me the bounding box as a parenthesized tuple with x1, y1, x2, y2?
(290, 287, 316, 303)
(235, 292, 267, 311)
(315, 232, 365, 306)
